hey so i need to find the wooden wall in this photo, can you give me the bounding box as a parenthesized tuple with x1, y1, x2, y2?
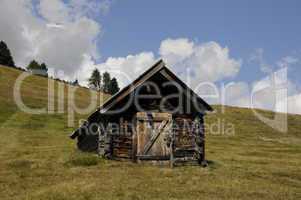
(100, 113, 205, 164)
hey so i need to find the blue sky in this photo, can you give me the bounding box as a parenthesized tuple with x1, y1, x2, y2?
(1, 0, 301, 114)
(99, 0, 301, 83)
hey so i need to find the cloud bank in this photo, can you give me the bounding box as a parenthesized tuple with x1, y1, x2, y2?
(1, 0, 300, 115)
(80, 38, 242, 88)
(0, 0, 109, 75)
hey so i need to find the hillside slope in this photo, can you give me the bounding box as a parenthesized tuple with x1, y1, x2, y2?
(0, 65, 300, 200)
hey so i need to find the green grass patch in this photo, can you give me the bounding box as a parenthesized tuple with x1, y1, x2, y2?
(66, 152, 101, 167)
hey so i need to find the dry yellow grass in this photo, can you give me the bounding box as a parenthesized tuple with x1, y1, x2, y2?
(0, 65, 300, 200)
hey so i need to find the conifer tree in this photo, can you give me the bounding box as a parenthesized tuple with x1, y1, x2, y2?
(27, 60, 40, 70)
(40, 62, 48, 76)
(102, 71, 111, 93)
(27, 60, 48, 76)
(0, 41, 15, 67)
(109, 77, 120, 95)
(88, 69, 102, 90)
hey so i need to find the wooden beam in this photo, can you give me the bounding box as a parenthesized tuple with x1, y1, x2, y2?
(136, 155, 170, 160)
(100, 61, 165, 113)
(169, 126, 174, 168)
(142, 120, 168, 154)
(159, 68, 211, 113)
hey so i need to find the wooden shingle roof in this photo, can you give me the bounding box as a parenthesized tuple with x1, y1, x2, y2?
(97, 59, 213, 114)
(71, 59, 213, 139)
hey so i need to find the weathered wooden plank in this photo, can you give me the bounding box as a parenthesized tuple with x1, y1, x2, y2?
(136, 155, 170, 160)
(114, 150, 132, 154)
(142, 120, 168, 155)
(136, 112, 171, 121)
(132, 131, 137, 162)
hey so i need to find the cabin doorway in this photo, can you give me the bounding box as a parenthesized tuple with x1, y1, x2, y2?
(135, 112, 172, 161)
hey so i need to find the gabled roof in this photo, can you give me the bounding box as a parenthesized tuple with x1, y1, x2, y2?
(97, 59, 213, 114)
(71, 59, 213, 139)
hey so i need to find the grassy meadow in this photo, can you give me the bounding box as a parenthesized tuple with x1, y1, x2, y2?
(0, 65, 300, 200)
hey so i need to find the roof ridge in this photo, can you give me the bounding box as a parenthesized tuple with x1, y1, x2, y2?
(97, 59, 165, 113)
(92, 59, 212, 116)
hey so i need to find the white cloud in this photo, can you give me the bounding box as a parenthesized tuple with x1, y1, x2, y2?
(38, 0, 69, 23)
(98, 0, 112, 15)
(224, 82, 251, 108)
(77, 38, 241, 90)
(159, 38, 194, 65)
(0, 0, 107, 76)
(277, 56, 298, 68)
(68, 0, 112, 18)
(36, 17, 100, 74)
(244, 50, 301, 114)
(249, 48, 273, 73)
(251, 77, 277, 110)
(96, 52, 156, 87)
(0, 0, 40, 67)
(74, 38, 243, 108)
(76, 52, 156, 87)
(220, 67, 300, 115)
(250, 48, 299, 73)
(253, 76, 301, 115)
(0, 1, 241, 89)
(159, 39, 242, 85)
(46, 23, 65, 29)
(1, 1, 299, 116)
(276, 93, 301, 115)
(87, 36, 244, 109)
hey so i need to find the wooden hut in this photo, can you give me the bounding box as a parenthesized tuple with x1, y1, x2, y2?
(70, 59, 213, 166)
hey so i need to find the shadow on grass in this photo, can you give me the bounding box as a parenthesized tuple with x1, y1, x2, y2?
(206, 160, 221, 170)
